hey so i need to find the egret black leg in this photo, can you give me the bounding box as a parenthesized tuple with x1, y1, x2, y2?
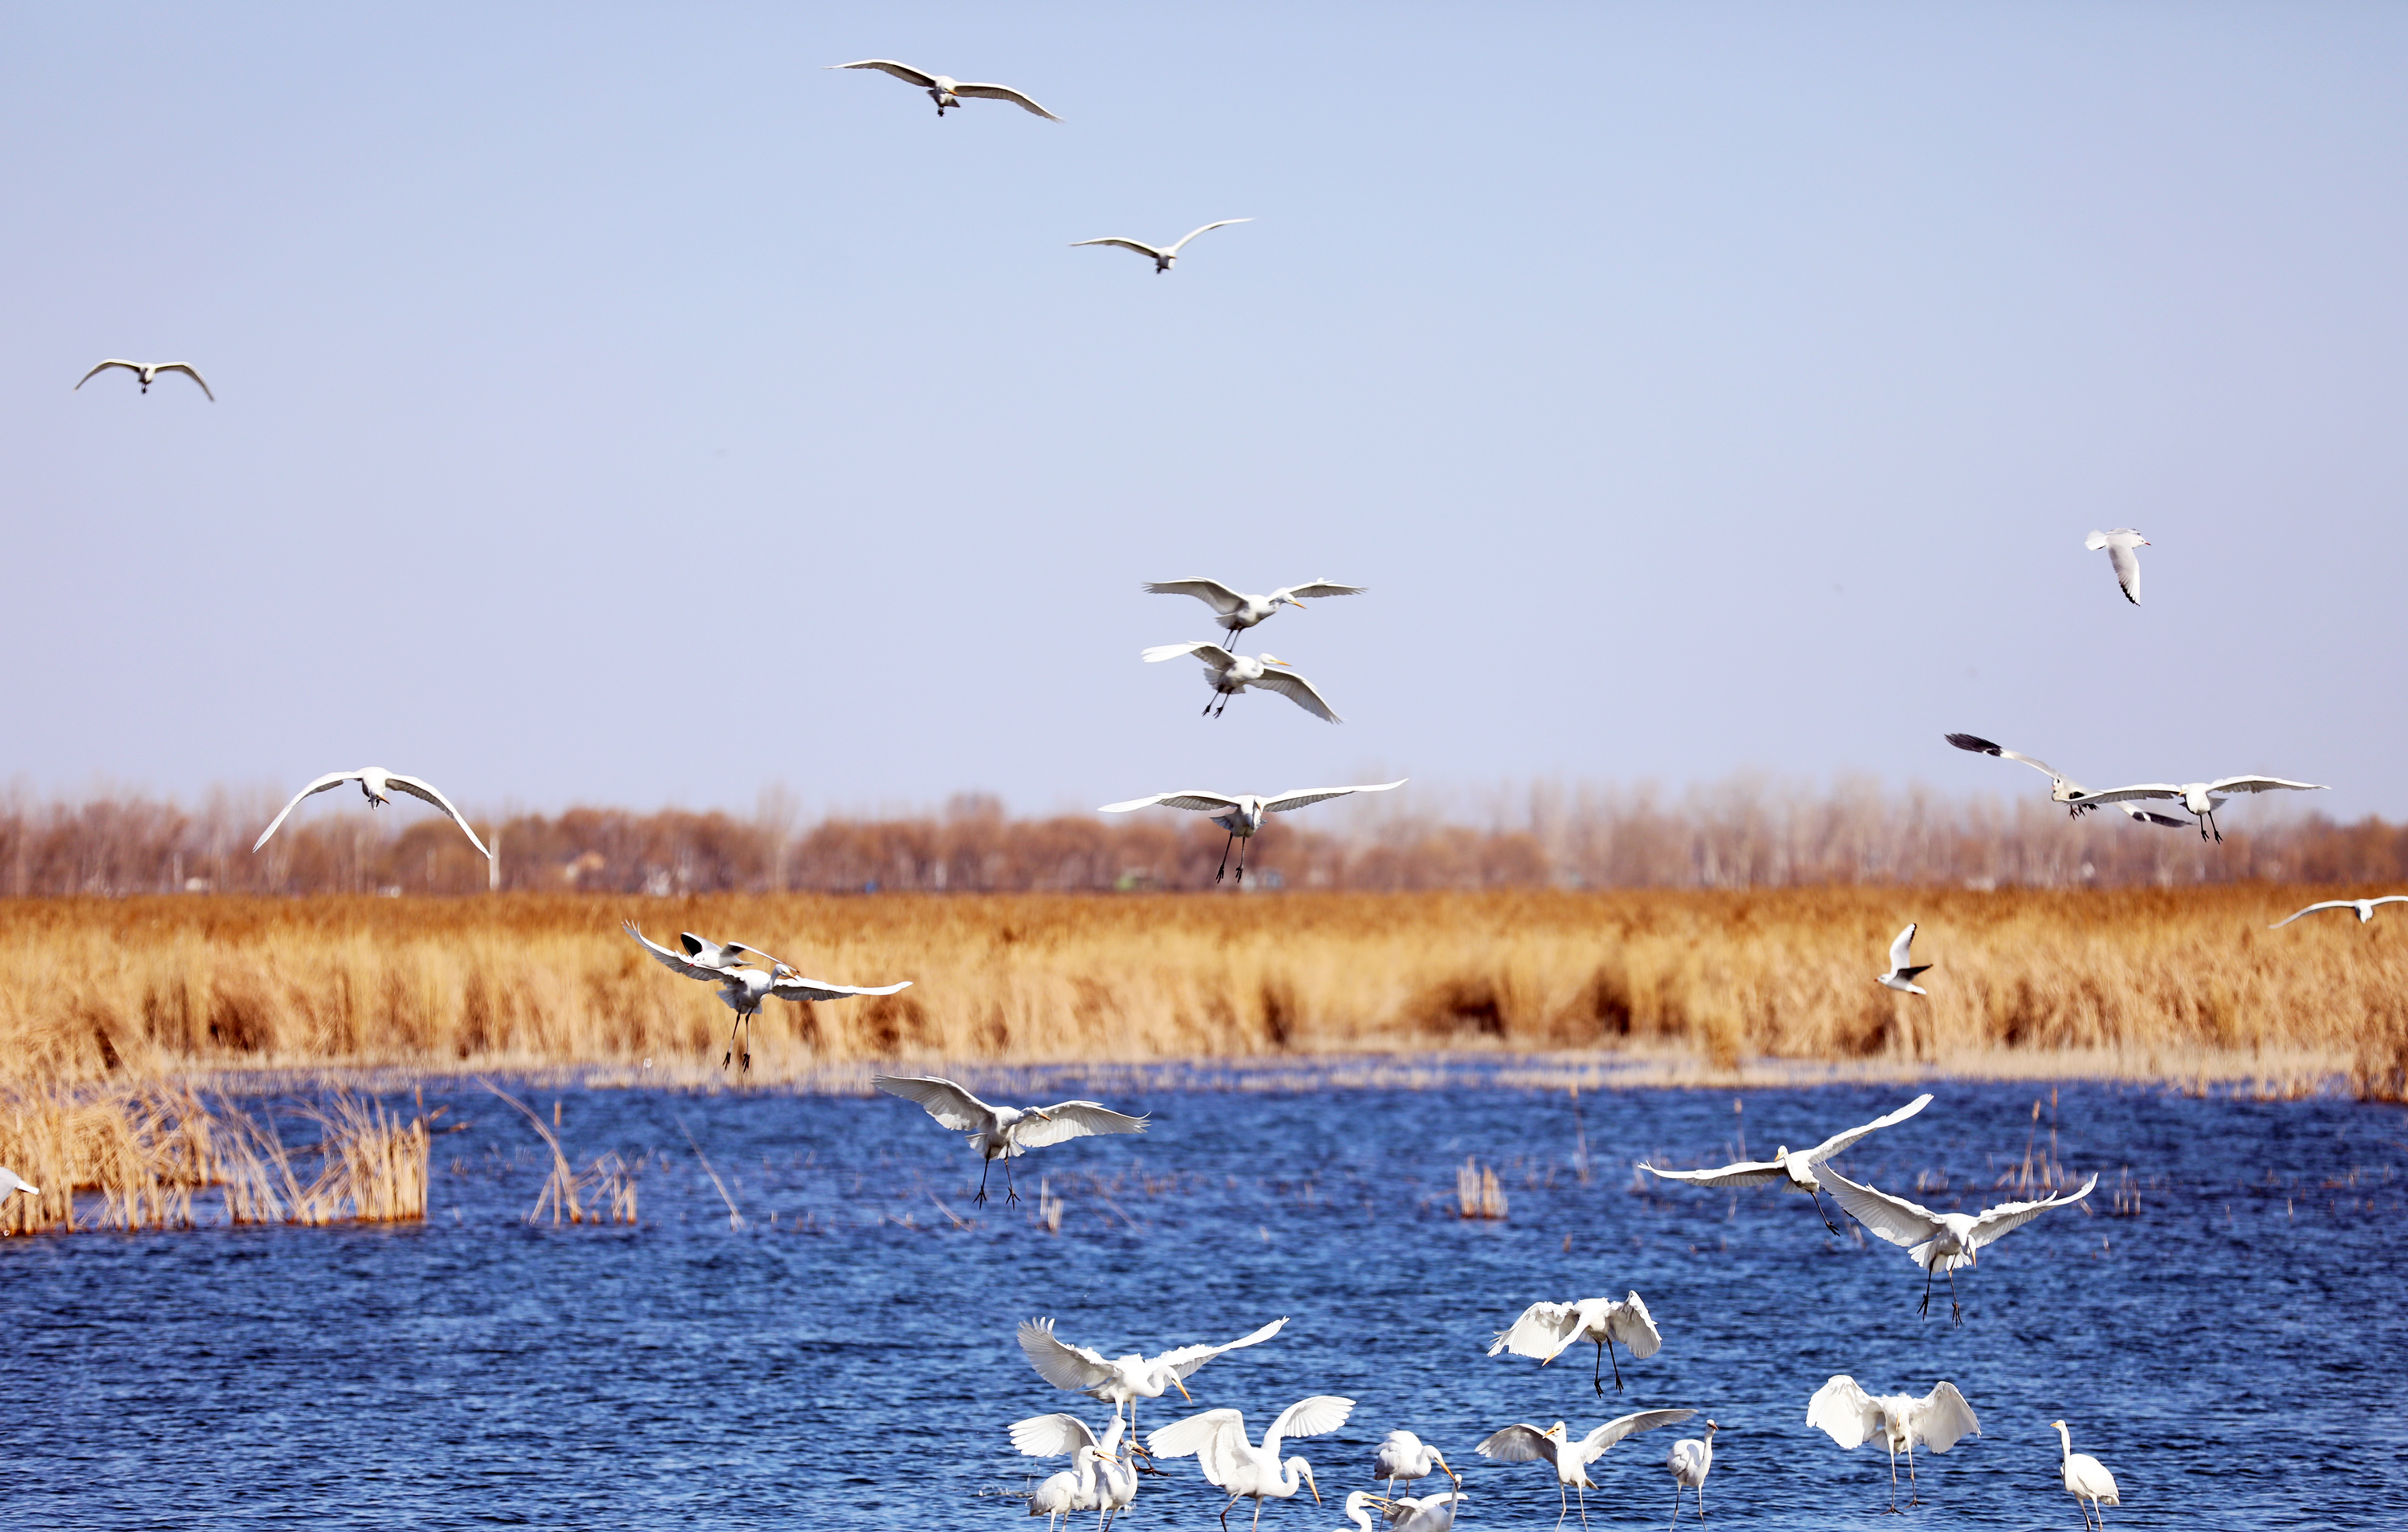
(1216, 831, 1233, 883)
(1907, 1441, 1919, 1506)
(1947, 1266, 1963, 1322)
(974, 1158, 992, 1205)
(1005, 1156, 1022, 1205)
(1233, 840, 1247, 885)
(1918, 1265, 1934, 1316)
(1811, 1189, 1843, 1235)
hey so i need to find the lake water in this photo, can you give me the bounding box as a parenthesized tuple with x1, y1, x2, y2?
(3, 1070, 2401, 1530)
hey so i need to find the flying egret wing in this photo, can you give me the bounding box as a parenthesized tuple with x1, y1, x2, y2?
(828, 59, 938, 87)
(1275, 579, 1369, 601)
(771, 974, 912, 1003)
(1487, 1301, 1582, 1360)
(155, 362, 214, 400)
(1805, 1093, 1934, 1164)
(1942, 733, 2062, 780)
(1638, 1159, 1788, 1188)
(1914, 1383, 1980, 1453)
(1605, 1293, 1661, 1359)
(2375, 896, 2408, 909)
(1578, 1408, 1696, 1457)
(1804, 1376, 1881, 1449)
(1010, 1412, 1101, 1457)
(624, 921, 730, 982)
(1818, 1168, 1946, 1250)
(1141, 640, 1231, 666)
(1010, 1101, 1149, 1149)
(1147, 1408, 1245, 1462)
(2064, 782, 2186, 807)
(1962, 1174, 2097, 1251)
(1165, 218, 1251, 254)
(1142, 579, 1248, 614)
(1474, 1424, 1555, 1463)
(2203, 776, 2327, 796)
(251, 771, 360, 851)
(871, 1074, 995, 1132)
(381, 773, 493, 858)
(1016, 1319, 1119, 1392)
(2106, 542, 2141, 603)
(2271, 900, 2356, 928)
(75, 360, 139, 390)
(1158, 1316, 1287, 1380)
(949, 81, 1061, 119)
(1262, 780, 1407, 814)
(1071, 238, 1167, 258)
(1099, 790, 1246, 815)
(1263, 1395, 1355, 1455)
(1887, 924, 1919, 973)
(1251, 667, 1343, 722)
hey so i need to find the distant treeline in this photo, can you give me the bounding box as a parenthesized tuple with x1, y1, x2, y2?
(6, 778, 2406, 897)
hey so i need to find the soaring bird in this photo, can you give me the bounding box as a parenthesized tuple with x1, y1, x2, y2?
(1944, 733, 2208, 830)
(2051, 1420, 2121, 1530)
(1487, 1290, 1663, 1396)
(1019, 1316, 1288, 1444)
(1804, 1376, 1980, 1512)
(1142, 642, 1341, 721)
(75, 359, 214, 400)
(2083, 529, 2150, 605)
(1878, 924, 1933, 995)
(1372, 1430, 1458, 1498)
(1148, 1396, 1354, 1530)
(826, 59, 1060, 119)
(1665, 1422, 1718, 1530)
(1075, 219, 1251, 274)
(1820, 1167, 2098, 1320)
(1476, 1412, 1694, 1530)
(2064, 775, 2327, 842)
(253, 767, 490, 859)
(1143, 578, 1368, 646)
(1099, 782, 1406, 884)
(2271, 894, 2408, 928)
(623, 923, 912, 1071)
(875, 1077, 1146, 1203)
(1011, 1414, 1139, 1529)
(1641, 1094, 1932, 1236)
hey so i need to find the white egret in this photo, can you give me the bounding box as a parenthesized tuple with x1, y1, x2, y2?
(1018, 1316, 1287, 1445)
(1641, 1093, 1931, 1235)
(1149, 1396, 1353, 1530)
(875, 1077, 1146, 1205)
(2083, 529, 2149, 605)
(1665, 1421, 1717, 1530)
(1028, 1442, 1106, 1530)
(1821, 1167, 2098, 1320)
(1335, 1490, 1381, 1531)
(1075, 220, 1251, 274)
(1371, 1429, 1458, 1497)
(1476, 1411, 1694, 1530)
(253, 768, 490, 859)
(1487, 1290, 1662, 1396)
(1011, 1414, 1138, 1530)
(1144, 577, 1369, 645)
(75, 359, 213, 400)
(2271, 895, 2408, 928)
(2064, 776, 2326, 842)
(0, 1168, 39, 1200)
(1142, 641, 1341, 721)
(827, 59, 1060, 119)
(1878, 924, 1933, 996)
(1100, 782, 1406, 884)
(624, 923, 911, 1071)
(2051, 1420, 2121, 1530)
(1385, 1491, 1467, 1532)
(1804, 1376, 1979, 1512)
(1945, 734, 2207, 829)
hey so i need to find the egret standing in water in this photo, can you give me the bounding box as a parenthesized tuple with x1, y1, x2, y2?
(1474, 1411, 1694, 1530)
(2051, 1420, 2121, 1530)
(1149, 1395, 1354, 1530)
(1372, 1429, 1458, 1498)
(1804, 1376, 1980, 1511)
(1666, 1421, 1717, 1530)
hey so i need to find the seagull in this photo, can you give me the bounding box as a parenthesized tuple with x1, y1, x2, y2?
(2083, 529, 2149, 605)
(1944, 733, 2208, 829)
(1075, 220, 1252, 274)
(1804, 1376, 1980, 1513)
(2064, 776, 2328, 842)
(75, 360, 214, 400)
(1142, 642, 1341, 721)
(623, 923, 912, 1071)
(1879, 924, 1932, 995)
(1099, 782, 1405, 884)
(1820, 1166, 2098, 1320)
(1143, 578, 1368, 646)
(2051, 1420, 2121, 1531)
(1372, 1431, 1459, 1499)
(874, 1077, 1146, 1204)
(1475, 1412, 1694, 1531)
(1639, 1094, 1933, 1235)
(1665, 1422, 1718, 1530)
(253, 768, 489, 859)
(1487, 1291, 1662, 1396)
(2271, 895, 2408, 928)
(826, 59, 1060, 119)
(1018, 1315, 1288, 1445)
(1149, 1396, 1354, 1530)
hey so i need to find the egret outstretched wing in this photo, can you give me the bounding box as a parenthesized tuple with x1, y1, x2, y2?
(1099, 790, 1248, 815)
(2272, 900, 2360, 928)
(872, 1074, 998, 1133)
(1148, 1408, 1247, 1466)
(2064, 782, 2187, 807)
(75, 360, 140, 391)
(2204, 775, 2327, 796)
(1164, 218, 1251, 254)
(1804, 1376, 1882, 1449)
(1011, 1412, 1103, 1457)
(1639, 1157, 1788, 1187)
(830, 59, 936, 87)
(1275, 579, 1369, 602)
(1141, 640, 1232, 664)
(624, 921, 731, 982)
(1157, 1316, 1288, 1380)
(1263, 781, 1406, 814)
(1072, 237, 1168, 258)
(1805, 1092, 1934, 1164)
(1251, 667, 1342, 722)
(1963, 1175, 2097, 1250)
(1262, 1395, 1354, 1457)
(1488, 1302, 1584, 1361)
(771, 974, 913, 1003)
(382, 772, 491, 858)
(1576, 1408, 1694, 1457)
(1011, 1101, 1149, 1149)
(1474, 1424, 1557, 1463)
(251, 772, 360, 851)
(949, 81, 1061, 119)
(1605, 1293, 1661, 1359)
(155, 362, 215, 400)
(1914, 1383, 1981, 1453)
(1818, 1168, 1947, 1250)
(1143, 579, 1247, 614)
(1016, 1319, 1119, 1392)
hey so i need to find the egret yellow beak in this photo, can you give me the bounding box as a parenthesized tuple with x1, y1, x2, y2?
(1173, 1376, 1192, 1400)
(1287, 598, 1308, 608)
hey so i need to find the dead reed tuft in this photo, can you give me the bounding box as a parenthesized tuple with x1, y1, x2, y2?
(1455, 1157, 1508, 1220)
(480, 1081, 637, 1225)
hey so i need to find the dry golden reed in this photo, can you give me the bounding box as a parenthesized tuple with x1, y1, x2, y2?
(3, 888, 2402, 1093)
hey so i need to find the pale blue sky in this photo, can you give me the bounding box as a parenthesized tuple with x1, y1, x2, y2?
(5, 3, 2404, 823)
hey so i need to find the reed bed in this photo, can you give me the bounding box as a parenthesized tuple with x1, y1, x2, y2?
(0, 888, 2401, 1093)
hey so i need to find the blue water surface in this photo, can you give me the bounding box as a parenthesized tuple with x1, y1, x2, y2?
(2, 1071, 2402, 1530)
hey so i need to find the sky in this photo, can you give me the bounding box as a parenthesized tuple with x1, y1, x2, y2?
(4, 3, 2405, 826)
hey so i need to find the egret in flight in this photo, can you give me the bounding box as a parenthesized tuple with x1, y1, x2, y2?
(1475, 1411, 1694, 1530)
(1804, 1376, 1979, 1512)
(1640, 1093, 1931, 1235)
(1878, 924, 1933, 995)
(1820, 1167, 2098, 1320)
(1372, 1430, 1458, 1499)
(75, 359, 214, 400)
(876, 1077, 1146, 1204)
(2272, 894, 2408, 928)
(1148, 1395, 1353, 1530)
(1143, 642, 1341, 721)
(1019, 1316, 1287, 1444)
(1944, 733, 2206, 830)
(1487, 1290, 1662, 1396)
(1100, 781, 1405, 884)
(2064, 775, 2326, 842)
(1665, 1421, 1718, 1530)
(2083, 529, 2149, 605)
(1144, 578, 1368, 646)
(826, 59, 1060, 119)
(253, 768, 490, 859)
(2051, 1420, 2121, 1530)
(625, 924, 912, 1071)
(1075, 219, 1251, 273)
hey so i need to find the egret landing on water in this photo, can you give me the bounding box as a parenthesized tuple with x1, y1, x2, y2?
(1099, 782, 1405, 885)
(1075, 220, 1251, 273)
(1142, 641, 1343, 721)
(75, 359, 213, 399)
(2052, 1420, 2121, 1530)
(1149, 1395, 1354, 1530)
(1475, 1410, 1694, 1531)
(1804, 1377, 1979, 1512)
(1487, 1290, 1663, 1396)
(1640, 1094, 1932, 1235)
(1143, 578, 1368, 646)
(1018, 1317, 1287, 1449)
(873, 1077, 1146, 1204)
(1665, 1421, 1717, 1530)
(825, 59, 1060, 119)
(1822, 1167, 2097, 1320)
